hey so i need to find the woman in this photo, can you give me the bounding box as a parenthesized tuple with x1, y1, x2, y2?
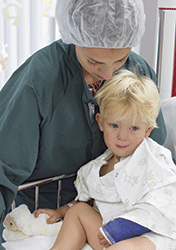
(0, 0, 166, 248)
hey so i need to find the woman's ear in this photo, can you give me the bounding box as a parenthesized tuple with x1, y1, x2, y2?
(95, 113, 104, 131)
(145, 126, 153, 138)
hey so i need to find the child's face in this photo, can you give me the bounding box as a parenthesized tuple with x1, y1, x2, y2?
(96, 113, 153, 159)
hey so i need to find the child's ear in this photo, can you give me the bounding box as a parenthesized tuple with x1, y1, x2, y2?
(145, 126, 153, 138)
(95, 113, 104, 131)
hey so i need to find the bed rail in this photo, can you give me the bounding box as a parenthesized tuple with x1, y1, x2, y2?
(12, 173, 77, 210)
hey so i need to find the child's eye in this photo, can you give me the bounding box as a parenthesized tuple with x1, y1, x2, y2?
(110, 124, 119, 129)
(130, 126, 138, 131)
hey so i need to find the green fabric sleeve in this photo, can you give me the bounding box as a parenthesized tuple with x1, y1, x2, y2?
(0, 72, 41, 223)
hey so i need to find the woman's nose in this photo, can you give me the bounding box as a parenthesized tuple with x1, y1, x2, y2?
(98, 66, 114, 80)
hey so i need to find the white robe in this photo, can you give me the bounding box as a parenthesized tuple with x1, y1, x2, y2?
(75, 137, 176, 240)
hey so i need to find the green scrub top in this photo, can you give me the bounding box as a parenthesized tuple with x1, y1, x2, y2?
(0, 39, 166, 225)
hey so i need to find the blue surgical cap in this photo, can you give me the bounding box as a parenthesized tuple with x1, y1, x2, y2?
(55, 0, 146, 48)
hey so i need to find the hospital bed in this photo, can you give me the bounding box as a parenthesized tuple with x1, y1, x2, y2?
(3, 173, 92, 250)
(2, 97, 176, 250)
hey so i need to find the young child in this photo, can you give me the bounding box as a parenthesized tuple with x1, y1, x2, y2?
(36, 70, 176, 250)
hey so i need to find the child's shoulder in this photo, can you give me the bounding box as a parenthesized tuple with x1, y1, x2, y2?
(143, 138, 175, 170)
(146, 137, 171, 155)
(78, 149, 112, 174)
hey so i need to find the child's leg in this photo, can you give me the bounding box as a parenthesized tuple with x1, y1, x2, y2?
(108, 236, 156, 250)
(50, 202, 103, 250)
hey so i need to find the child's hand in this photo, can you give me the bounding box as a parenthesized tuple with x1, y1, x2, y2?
(97, 230, 111, 248)
(33, 208, 63, 224)
(34, 200, 77, 224)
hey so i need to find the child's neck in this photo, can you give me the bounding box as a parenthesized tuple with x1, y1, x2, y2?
(114, 155, 120, 164)
(99, 155, 120, 177)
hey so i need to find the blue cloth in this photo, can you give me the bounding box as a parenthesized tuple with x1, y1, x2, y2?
(101, 218, 150, 245)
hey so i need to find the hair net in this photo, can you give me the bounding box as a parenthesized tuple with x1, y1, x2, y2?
(55, 0, 146, 48)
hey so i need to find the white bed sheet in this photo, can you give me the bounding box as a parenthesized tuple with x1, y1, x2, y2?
(2, 236, 92, 250)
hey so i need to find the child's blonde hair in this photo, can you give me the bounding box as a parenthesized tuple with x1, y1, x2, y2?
(95, 69, 160, 128)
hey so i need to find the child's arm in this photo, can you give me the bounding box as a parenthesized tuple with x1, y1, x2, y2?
(98, 218, 150, 246)
(33, 199, 78, 224)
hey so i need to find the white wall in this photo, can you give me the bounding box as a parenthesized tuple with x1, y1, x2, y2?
(140, 0, 176, 71)
(157, 0, 176, 100)
(139, 0, 176, 100)
(0, 0, 60, 88)
(158, 0, 176, 7)
(140, 0, 159, 71)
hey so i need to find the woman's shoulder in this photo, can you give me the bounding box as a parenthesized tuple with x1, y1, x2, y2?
(12, 40, 80, 100)
(28, 39, 78, 83)
(32, 39, 75, 64)
(5, 40, 78, 90)
(1, 40, 81, 118)
(122, 51, 157, 84)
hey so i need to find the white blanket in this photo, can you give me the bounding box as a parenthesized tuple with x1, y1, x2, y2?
(2, 236, 92, 250)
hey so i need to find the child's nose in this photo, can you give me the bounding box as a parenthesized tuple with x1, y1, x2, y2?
(117, 128, 127, 140)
